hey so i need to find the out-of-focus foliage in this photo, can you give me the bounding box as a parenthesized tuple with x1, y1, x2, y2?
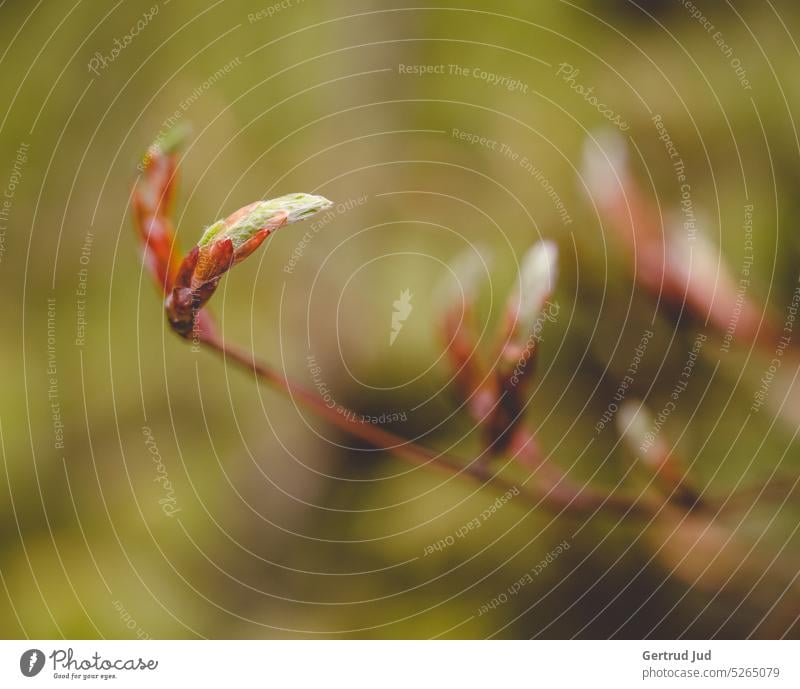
(1, 0, 799, 638)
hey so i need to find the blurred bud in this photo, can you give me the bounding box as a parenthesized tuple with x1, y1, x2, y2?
(665, 223, 721, 312)
(438, 247, 492, 419)
(664, 220, 776, 347)
(500, 240, 559, 369)
(581, 128, 629, 210)
(473, 241, 560, 451)
(617, 400, 667, 465)
(166, 193, 332, 337)
(439, 246, 491, 304)
(617, 400, 699, 508)
(583, 129, 778, 353)
(650, 508, 735, 584)
(517, 240, 559, 331)
(143, 122, 193, 166)
(581, 129, 666, 294)
(649, 506, 800, 635)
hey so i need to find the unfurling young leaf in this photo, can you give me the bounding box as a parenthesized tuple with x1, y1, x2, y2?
(500, 239, 559, 371)
(165, 193, 332, 337)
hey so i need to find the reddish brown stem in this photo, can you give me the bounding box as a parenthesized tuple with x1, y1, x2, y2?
(200, 330, 473, 478)
(197, 329, 661, 518)
(198, 326, 794, 519)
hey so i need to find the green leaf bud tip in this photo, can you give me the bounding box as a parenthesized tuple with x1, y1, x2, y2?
(199, 193, 333, 249)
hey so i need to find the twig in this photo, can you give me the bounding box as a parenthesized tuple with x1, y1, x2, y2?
(131, 130, 788, 525)
(197, 329, 657, 517)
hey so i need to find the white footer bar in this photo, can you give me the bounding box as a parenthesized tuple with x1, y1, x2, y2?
(0, 640, 796, 687)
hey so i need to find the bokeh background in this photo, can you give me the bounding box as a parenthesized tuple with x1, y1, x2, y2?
(1, 0, 799, 638)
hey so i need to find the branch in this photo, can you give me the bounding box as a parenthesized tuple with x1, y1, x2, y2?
(131, 130, 787, 525)
(196, 329, 656, 518)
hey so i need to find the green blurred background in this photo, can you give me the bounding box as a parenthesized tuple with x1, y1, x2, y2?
(1, 0, 799, 638)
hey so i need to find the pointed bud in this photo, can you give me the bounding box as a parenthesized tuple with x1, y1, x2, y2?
(193, 193, 332, 282)
(436, 246, 492, 306)
(436, 246, 491, 376)
(480, 241, 560, 449)
(517, 240, 558, 331)
(437, 247, 492, 418)
(501, 240, 559, 366)
(581, 128, 628, 208)
(133, 127, 192, 293)
(616, 401, 666, 465)
(664, 215, 718, 292)
(617, 400, 699, 508)
(581, 129, 665, 278)
(145, 122, 193, 163)
(199, 193, 333, 251)
(166, 193, 333, 336)
(664, 220, 776, 347)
